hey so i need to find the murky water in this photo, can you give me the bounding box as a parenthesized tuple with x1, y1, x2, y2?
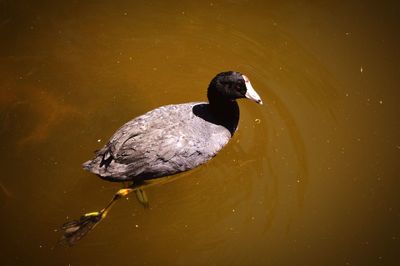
(1, 1, 399, 265)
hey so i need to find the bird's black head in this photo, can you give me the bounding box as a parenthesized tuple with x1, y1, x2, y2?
(207, 71, 263, 105)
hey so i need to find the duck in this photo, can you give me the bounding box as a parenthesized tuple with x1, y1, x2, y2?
(60, 71, 262, 245)
(83, 71, 262, 182)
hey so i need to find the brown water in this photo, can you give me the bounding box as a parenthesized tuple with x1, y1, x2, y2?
(1, 1, 399, 265)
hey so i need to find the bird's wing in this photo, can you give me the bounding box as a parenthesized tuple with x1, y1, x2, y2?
(96, 105, 175, 166)
(83, 102, 231, 180)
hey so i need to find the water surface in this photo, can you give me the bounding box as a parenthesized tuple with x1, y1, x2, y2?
(1, 1, 399, 265)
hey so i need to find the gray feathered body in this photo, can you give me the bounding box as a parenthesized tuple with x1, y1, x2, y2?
(83, 102, 238, 182)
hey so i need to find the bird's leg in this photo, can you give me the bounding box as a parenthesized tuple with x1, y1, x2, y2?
(135, 188, 149, 208)
(59, 188, 134, 246)
(100, 188, 134, 217)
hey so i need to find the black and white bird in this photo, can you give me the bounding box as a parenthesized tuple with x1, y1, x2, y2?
(83, 71, 262, 182)
(60, 71, 263, 245)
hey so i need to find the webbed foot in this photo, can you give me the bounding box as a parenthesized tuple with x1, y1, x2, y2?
(59, 212, 103, 246)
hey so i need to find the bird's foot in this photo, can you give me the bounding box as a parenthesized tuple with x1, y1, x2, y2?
(59, 211, 103, 246)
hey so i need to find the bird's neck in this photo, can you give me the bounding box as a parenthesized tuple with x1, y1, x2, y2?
(208, 98, 240, 135)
